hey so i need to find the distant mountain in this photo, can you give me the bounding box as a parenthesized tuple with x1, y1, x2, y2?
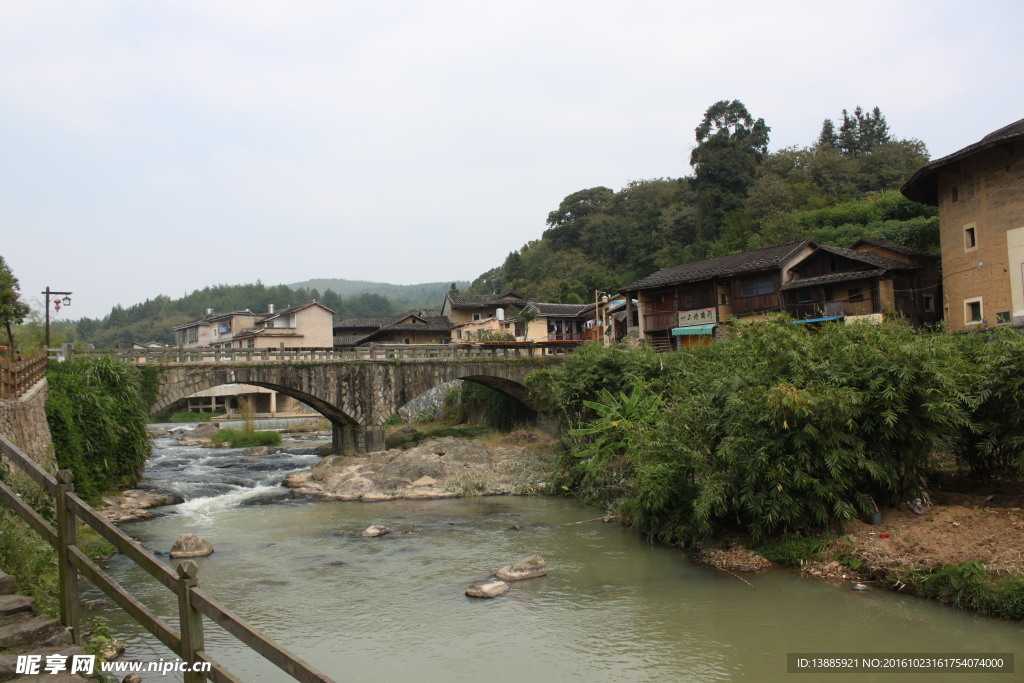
(286, 278, 469, 312)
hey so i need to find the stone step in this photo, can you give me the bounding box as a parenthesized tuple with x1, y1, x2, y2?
(0, 573, 16, 596)
(0, 646, 88, 681)
(0, 595, 33, 618)
(0, 613, 69, 651)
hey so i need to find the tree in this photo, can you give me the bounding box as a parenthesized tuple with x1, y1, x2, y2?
(819, 106, 892, 157)
(689, 100, 771, 239)
(0, 256, 31, 359)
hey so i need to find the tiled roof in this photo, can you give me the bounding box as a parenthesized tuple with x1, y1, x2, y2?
(173, 310, 254, 330)
(334, 333, 376, 347)
(333, 314, 453, 339)
(853, 238, 936, 259)
(781, 269, 888, 291)
(901, 118, 1024, 205)
(814, 245, 917, 272)
(528, 302, 590, 318)
(620, 241, 811, 291)
(446, 290, 530, 307)
(333, 316, 399, 329)
(260, 301, 336, 320)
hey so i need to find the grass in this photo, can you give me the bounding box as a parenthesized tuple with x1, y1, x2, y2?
(211, 429, 282, 448)
(0, 509, 116, 619)
(890, 562, 1024, 620)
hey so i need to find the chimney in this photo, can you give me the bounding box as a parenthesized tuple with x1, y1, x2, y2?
(206, 308, 213, 315)
(268, 304, 275, 314)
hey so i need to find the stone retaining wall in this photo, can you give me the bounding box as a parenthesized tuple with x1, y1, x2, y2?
(0, 379, 56, 472)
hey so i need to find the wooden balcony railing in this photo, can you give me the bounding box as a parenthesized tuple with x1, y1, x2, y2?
(0, 353, 47, 400)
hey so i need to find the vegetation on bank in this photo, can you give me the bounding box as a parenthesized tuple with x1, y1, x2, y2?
(211, 428, 282, 448)
(528, 323, 1024, 545)
(44, 355, 152, 503)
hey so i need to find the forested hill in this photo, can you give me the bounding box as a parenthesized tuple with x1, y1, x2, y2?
(287, 279, 468, 309)
(72, 279, 465, 349)
(469, 102, 939, 303)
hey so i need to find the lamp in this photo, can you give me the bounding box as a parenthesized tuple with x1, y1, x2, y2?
(42, 287, 73, 356)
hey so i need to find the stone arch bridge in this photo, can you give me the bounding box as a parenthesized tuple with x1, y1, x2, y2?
(141, 351, 561, 452)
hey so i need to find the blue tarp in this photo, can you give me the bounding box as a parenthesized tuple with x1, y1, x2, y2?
(671, 323, 716, 336)
(790, 316, 844, 324)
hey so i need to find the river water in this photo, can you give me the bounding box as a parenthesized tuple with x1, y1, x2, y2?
(90, 426, 1022, 682)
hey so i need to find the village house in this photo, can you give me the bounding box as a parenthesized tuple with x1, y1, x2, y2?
(171, 302, 334, 415)
(901, 117, 1024, 330)
(620, 239, 941, 350)
(333, 312, 452, 346)
(173, 309, 257, 348)
(442, 290, 530, 342)
(229, 302, 335, 349)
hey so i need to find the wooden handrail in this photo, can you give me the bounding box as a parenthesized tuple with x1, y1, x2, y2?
(0, 434, 335, 682)
(0, 352, 47, 400)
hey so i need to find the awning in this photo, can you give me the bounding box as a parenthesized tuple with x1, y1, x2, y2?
(671, 323, 716, 336)
(790, 316, 843, 324)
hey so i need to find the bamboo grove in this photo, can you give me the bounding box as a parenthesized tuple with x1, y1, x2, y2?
(527, 322, 1024, 545)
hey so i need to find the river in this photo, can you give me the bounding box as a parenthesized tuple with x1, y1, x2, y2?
(89, 426, 1022, 682)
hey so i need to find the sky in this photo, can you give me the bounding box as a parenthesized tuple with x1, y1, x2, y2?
(2, 1, 1023, 320)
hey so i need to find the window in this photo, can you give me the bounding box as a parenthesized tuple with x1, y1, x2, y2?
(964, 225, 977, 251)
(996, 311, 1011, 324)
(923, 295, 936, 313)
(456, 329, 463, 339)
(740, 277, 774, 297)
(965, 298, 983, 325)
(720, 292, 730, 306)
(683, 294, 693, 309)
(472, 313, 481, 321)
(848, 288, 864, 302)
(247, 339, 255, 348)
(951, 185, 959, 203)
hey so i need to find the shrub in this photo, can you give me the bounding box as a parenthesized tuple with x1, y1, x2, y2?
(549, 321, 980, 544)
(211, 429, 282, 448)
(45, 356, 152, 502)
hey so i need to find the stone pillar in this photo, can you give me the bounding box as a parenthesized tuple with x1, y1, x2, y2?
(332, 424, 358, 454)
(359, 425, 385, 453)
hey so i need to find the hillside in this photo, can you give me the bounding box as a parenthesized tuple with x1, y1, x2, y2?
(287, 278, 469, 311)
(468, 102, 938, 303)
(57, 279, 465, 350)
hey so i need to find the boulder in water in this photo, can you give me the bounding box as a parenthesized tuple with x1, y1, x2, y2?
(495, 554, 547, 581)
(466, 579, 509, 598)
(170, 534, 214, 558)
(362, 524, 391, 538)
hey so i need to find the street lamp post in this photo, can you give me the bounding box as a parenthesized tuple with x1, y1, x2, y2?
(42, 287, 72, 356)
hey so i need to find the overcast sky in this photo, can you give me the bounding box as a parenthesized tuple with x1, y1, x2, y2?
(2, 1, 1022, 320)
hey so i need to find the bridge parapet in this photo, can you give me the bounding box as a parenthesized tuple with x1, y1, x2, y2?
(85, 342, 579, 366)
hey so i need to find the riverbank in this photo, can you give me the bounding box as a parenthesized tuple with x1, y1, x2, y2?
(696, 489, 1024, 620)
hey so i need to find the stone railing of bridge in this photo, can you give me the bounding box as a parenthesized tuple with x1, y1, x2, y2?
(85, 342, 580, 365)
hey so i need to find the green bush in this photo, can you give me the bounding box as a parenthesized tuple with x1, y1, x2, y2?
(45, 356, 152, 502)
(895, 562, 1024, 620)
(545, 322, 988, 544)
(210, 429, 282, 448)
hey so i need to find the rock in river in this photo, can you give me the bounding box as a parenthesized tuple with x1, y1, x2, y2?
(362, 524, 391, 538)
(170, 534, 215, 558)
(495, 554, 547, 581)
(466, 579, 509, 598)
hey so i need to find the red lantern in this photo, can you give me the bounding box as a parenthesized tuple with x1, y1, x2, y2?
(54, 299, 61, 312)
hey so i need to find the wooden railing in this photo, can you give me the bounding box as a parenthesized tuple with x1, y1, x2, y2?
(78, 342, 578, 365)
(0, 434, 335, 683)
(0, 353, 47, 400)
(784, 299, 876, 320)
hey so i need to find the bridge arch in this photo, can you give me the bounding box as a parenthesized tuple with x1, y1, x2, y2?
(146, 357, 552, 453)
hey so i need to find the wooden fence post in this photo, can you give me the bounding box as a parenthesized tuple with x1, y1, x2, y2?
(55, 469, 80, 643)
(177, 561, 207, 683)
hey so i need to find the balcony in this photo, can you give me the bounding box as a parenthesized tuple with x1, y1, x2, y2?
(785, 299, 876, 320)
